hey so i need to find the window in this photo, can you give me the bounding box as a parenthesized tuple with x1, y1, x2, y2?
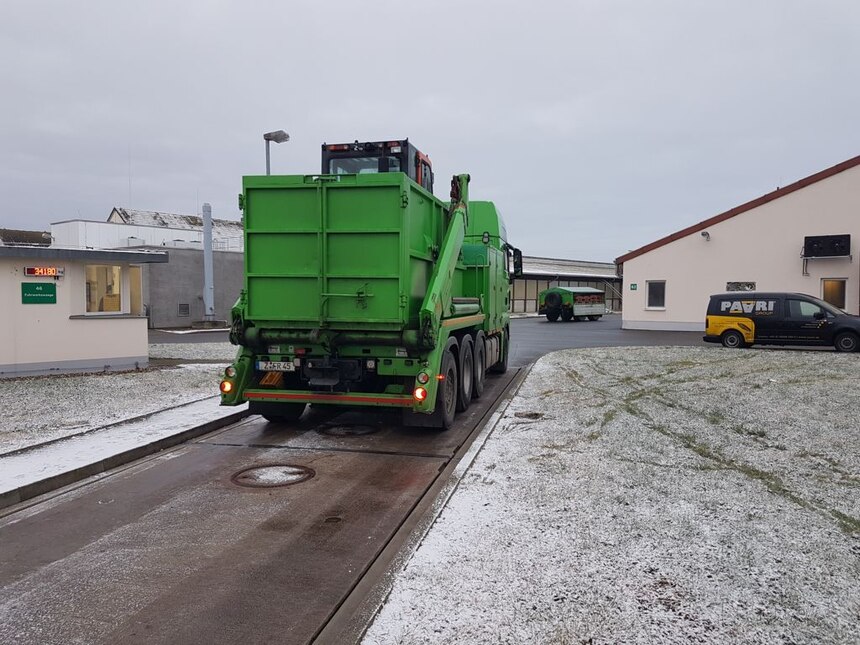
(787, 299, 826, 319)
(646, 281, 666, 308)
(329, 156, 401, 175)
(727, 281, 756, 292)
(822, 279, 846, 310)
(86, 265, 122, 312)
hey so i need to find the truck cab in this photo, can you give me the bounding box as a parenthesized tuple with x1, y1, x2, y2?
(321, 139, 434, 193)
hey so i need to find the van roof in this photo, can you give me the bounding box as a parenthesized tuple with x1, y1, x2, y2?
(709, 292, 814, 299)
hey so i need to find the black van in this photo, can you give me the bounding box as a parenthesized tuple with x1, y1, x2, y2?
(704, 292, 860, 352)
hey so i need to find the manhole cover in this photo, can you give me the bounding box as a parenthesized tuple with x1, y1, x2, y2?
(318, 424, 379, 437)
(231, 464, 315, 488)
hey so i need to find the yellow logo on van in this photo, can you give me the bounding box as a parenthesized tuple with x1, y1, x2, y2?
(720, 300, 776, 315)
(707, 316, 755, 343)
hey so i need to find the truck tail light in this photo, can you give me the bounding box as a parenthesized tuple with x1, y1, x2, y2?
(417, 372, 429, 384)
(413, 387, 427, 401)
(220, 380, 233, 394)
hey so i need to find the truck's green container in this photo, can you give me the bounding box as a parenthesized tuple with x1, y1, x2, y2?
(221, 170, 520, 428)
(538, 286, 605, 322)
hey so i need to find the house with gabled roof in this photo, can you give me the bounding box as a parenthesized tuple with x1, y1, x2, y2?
(615, 155, 860, 331)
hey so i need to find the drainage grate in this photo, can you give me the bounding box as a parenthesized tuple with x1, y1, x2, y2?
(231, 464, 315, 488)
(318, 425, 379, 437)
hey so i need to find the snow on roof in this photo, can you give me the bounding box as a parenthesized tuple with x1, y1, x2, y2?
(0, 228, 51, 247)
(108, 208, 243, 235)
(522, 255, 618, 279)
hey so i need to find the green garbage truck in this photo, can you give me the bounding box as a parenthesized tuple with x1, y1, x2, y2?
(538, 286, 605, 322)
(220, 139, 522, 429)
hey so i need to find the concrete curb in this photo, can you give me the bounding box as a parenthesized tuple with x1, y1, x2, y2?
(0, 409, 250, 512)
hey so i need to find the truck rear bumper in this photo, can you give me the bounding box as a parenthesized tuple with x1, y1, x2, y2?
(244, 388, 416, 408)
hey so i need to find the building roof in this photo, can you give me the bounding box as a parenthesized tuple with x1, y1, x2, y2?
(0, 229, 51, 246)
(108, 208, 243, 235)
(0, 245, 169, 263)
(615, 154, 860, 266)
(522, 255, 618, 280)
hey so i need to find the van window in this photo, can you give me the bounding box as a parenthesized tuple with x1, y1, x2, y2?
(787, 299, 827, 319)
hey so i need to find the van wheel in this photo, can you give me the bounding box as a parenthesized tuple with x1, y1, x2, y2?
(472, 332, 486, 399)
(546, 311, 559, 322)
(834, 331, 859, 353)
(721, 330, 745, 348)
(437, 349, 458, 429)
(456, 335, 474, 412)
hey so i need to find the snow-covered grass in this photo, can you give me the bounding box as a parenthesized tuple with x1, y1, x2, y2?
(0, 343, 235, 454)
(364, 346, 860, 645)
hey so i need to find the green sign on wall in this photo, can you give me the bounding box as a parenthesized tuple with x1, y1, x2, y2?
(22, 282, 57, 304)
(630, 283, 638, 291)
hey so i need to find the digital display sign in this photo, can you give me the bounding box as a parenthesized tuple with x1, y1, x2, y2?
(24, 266, 64, 277)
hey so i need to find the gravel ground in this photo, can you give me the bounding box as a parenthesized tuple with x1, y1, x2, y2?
(363, 346, 860, 645)
(0, 343, 236, 453)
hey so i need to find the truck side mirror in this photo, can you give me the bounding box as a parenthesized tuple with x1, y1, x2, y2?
(513, 248, 523, 278)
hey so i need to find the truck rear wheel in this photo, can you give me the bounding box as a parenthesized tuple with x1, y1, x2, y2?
(546, 311, 559, 322)
(456, 336, 474, 412)
(438, 349, 458, 429)
(561, 310, 573, 322)
(472, 332, 486, 399)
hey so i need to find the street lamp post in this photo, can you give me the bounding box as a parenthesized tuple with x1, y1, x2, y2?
(263, 130, 290, 175)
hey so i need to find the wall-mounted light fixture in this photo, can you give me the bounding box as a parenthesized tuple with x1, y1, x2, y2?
(701, 231, 711, 241)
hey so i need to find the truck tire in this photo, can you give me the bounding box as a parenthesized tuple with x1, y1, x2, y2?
(721, 330, 745, 349)
(490, 328, 509, 374)
(472, 331, 486, 399)
(834, 331, 859, 352)
(561, 310, 573, 322)
(588, 315, 601, 321)
(437, 349, 458, 429)
(544, 292, 562, 308)
(250, 401, 306, 423)
(456, 335, 474, 412)
(546, 311, 559, 322)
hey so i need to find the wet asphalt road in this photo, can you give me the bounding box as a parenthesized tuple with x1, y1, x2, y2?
(507, 313, 703, 367)
(149, 314, 705, 369)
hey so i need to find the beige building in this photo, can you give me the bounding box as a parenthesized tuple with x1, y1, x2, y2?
(616, 155, 860, 331)
(1, 245, 167, 377)
(512, 256, 621, 314)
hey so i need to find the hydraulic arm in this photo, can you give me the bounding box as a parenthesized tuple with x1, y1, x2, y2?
(418, 174, 470, 349)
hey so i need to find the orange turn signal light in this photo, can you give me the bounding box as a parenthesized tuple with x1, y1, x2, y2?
(220, 380, 233, 394)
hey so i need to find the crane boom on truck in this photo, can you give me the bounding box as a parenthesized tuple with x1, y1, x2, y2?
(220, 139, 522, 429)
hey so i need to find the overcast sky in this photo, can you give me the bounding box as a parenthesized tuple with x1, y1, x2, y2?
(3, 1, 860, 262)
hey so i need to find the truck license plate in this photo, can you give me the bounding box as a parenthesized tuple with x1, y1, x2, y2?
(257, 361, 295, 372)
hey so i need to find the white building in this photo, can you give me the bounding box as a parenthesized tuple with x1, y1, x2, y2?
(1, 244, 168, 377)
(51, 207, 244, 251)
(616, 155, 860, 331)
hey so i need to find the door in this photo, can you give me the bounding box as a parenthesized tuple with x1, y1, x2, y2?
(783, 298, 831, 344)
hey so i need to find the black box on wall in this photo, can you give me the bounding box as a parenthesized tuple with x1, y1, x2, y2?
(803, 234, 851, 257)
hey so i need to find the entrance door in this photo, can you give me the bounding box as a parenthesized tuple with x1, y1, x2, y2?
(822, 279, 846, 310)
